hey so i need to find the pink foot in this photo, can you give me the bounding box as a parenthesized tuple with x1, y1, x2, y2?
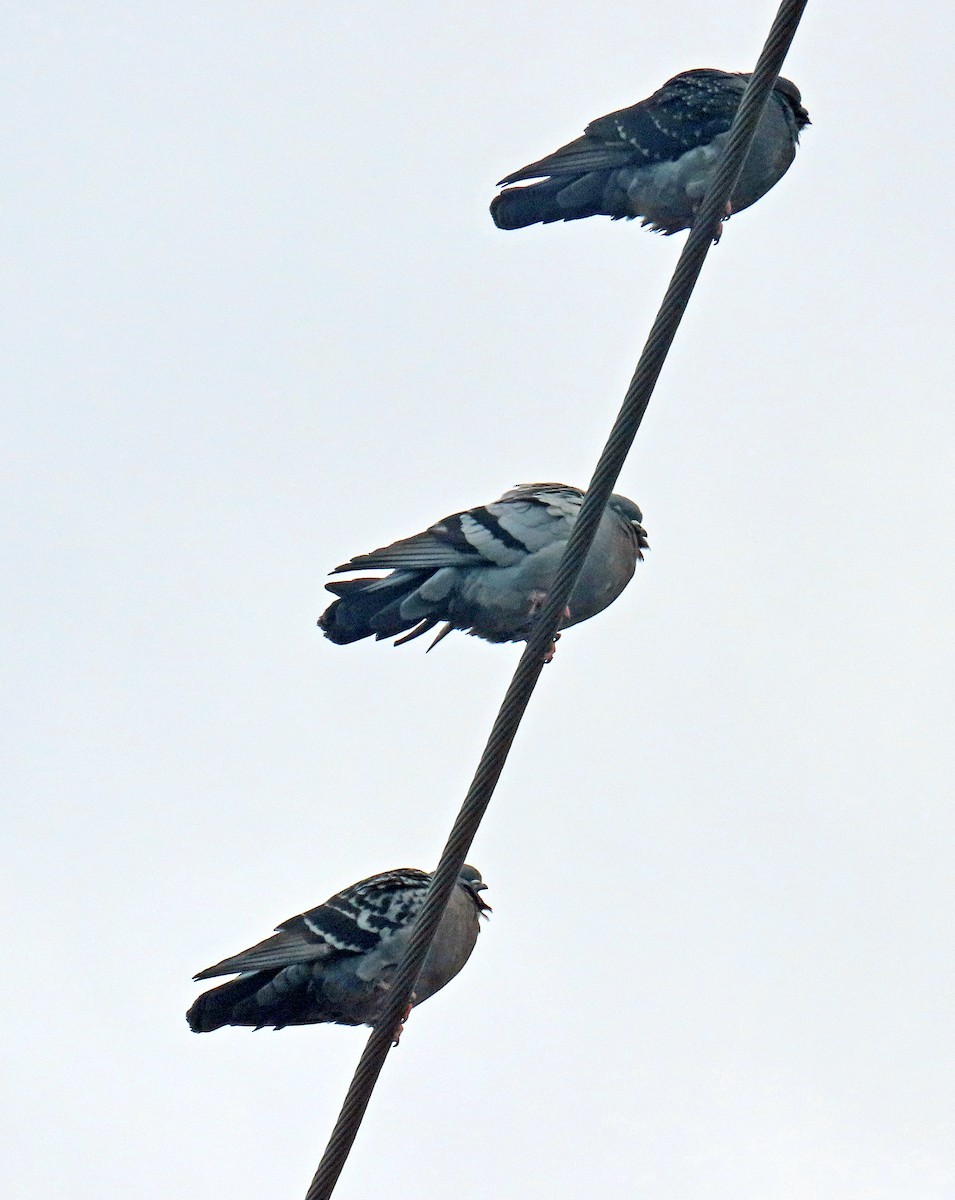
(527, 591, 572, 662)
(391, 995, 416, 1047)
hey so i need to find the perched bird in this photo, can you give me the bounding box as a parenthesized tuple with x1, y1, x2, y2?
(491, 68, 809, 235)
(187, 865, 490, 1033)
(318, 482, 648, 651)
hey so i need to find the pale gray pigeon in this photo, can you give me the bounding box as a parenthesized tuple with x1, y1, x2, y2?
(318, 482, 648, 650)
(491, 68, 809, 235)
(187, 865, 489, 1032)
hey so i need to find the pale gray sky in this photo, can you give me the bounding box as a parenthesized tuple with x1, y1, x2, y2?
(4, 4, 955, 1199)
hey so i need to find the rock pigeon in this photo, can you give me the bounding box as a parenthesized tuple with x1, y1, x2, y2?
(490, 68, 809, 235)
(318, 482, 648, 650)
(187, 865, 490, 1032)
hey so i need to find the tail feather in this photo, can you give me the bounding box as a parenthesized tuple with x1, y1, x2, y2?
(392, 617, 441, 646)
(319, 574, 429, 645)
(188, 965, 374, 1031)
(490, 174, 611, 230)
(188, 966, 331, 1032)
(187, 973, 270, 1033)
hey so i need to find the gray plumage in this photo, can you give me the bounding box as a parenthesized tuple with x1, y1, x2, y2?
(491, 68, 809, 234)
(318, 482, 648, 649)
(187, 865, 490, 1032)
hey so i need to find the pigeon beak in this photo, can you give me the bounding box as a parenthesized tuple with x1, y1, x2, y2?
(470, 882, 492, 915)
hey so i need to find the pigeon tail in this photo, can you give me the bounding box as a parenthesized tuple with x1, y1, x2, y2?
(187, 973, 268, 1033)
(491, 177, 610, 230)
(319, 574, 429, 645)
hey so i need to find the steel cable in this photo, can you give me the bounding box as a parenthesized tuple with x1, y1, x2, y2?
(304, 3, 809, 1195)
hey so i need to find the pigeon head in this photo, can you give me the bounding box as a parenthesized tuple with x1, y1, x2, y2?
(775, 75, 811, 130)
(607, 494, 643, 525)
(608, 493, 650, 558)
(459, 864, 492, 914)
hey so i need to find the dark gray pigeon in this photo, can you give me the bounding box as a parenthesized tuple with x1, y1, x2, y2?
(491, 68, 809, 235)
(187, 865, 489, 1032)
(318, 482, 648, 651)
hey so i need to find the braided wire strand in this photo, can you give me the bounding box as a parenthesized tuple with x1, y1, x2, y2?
(305, 3, 809, 1196)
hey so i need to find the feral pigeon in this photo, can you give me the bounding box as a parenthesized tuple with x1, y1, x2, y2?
(318, 482, 648, 650)
(187, 865, 489, 1032)
(491, 68, 809, 234)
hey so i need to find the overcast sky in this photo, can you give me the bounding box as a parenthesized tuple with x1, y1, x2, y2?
(5, 3, 955, 1199)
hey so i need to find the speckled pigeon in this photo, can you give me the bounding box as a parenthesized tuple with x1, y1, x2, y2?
(187, 865, 489, 1032)
(318, 482, 648, 650)
(491, 68, 809, 235)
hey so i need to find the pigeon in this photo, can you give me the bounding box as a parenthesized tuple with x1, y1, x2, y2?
(318, 482, 648, 651)
(187, 865, 490, 1033)
(490, 68, 809, 235)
